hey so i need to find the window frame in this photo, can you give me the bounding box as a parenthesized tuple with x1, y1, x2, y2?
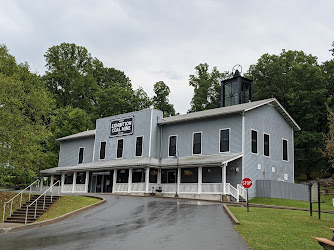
(219, 128, 230, 153)
(282, 138, 289, 162)
(168, 135, 178, 157)
(99, 141, 107, 160)
(78, 147, 85, 164)
(192, 131, 202, 155)
(251, 129, 258, 155)
(116, 139, 124, 159)
(135, 136, 144, 157)
(263, 133, 270, 157)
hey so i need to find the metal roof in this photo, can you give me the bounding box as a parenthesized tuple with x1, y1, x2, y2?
(56, 130, 96, 141)
(40, 153, 242, 174)
(159, 98, 301, 131)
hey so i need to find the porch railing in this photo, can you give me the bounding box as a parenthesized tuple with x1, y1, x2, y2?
(237, 184, 247, 200)
(225, 183, 239, 202)
(25, 180, 60, 224)
(2, 179, 40, 223)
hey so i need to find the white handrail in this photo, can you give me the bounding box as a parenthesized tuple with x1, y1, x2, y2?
(225, 183, 239, 202)
(25, 180, 60, 224)
(2, 179, 40, 223)
(237, 184, 247, 200)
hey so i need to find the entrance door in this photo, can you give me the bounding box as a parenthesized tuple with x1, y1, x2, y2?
(90, 171, 113, 193)
(96, 175, 103, 193)
(104, 174, 112, 193)
(167, 170, 176, 183)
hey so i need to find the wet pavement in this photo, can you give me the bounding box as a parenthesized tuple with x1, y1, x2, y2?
(0, 195, 249, 249)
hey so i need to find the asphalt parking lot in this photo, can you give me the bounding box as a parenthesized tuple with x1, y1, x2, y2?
(0, 195, 249, 249)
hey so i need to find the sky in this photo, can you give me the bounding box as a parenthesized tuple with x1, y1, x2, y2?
(1, 0, 333, 114)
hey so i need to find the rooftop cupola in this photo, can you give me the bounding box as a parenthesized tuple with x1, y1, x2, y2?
(221, 65, 253, 107)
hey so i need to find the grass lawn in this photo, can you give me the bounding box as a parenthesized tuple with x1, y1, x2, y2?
(0, 192, 30, 220)
(229, 206, 334, 249)
(36, 196, 100, 222)
(250, 195, 334, 211)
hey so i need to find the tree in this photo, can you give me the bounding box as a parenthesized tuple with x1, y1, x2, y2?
(248, 49, 329, 179)
(0, 45, 55, 185)
(152, 81, 175, 117)
(43, 43, 100, 113)
(323, 106, 334, 170)
(188, 63, 228, 112)
(46, 106, 94, 168)
(133, 87, 152, 111)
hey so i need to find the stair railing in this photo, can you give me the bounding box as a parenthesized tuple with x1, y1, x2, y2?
(2, 179, 40, 223)
(237, 184, 247, 200)
(25, 180, 60, 224)
(225, 183, 239, 202)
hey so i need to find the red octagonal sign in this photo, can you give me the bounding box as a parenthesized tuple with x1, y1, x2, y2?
(242, 178, 252, 189)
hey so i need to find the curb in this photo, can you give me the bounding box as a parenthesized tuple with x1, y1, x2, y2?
(223, 204, 240, 224)
(0, 195, 106, 234)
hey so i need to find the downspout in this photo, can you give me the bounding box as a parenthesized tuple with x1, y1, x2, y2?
(148, 108, 153, 158)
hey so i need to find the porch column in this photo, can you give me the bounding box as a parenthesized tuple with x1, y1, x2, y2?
(145, 167, 150, 193)
(222, 163, 227, 194)
(112, 170, 117, 193)
(40, 177, 44, 192)
(50, 175, 54, 192)
(128, 168, 133, 193)
(61, 173, 65, 193)
(198, 166, 202, 194)
(85, 171, 89, 193)
(157, 169, 161, 185)
(177, 167, 181, 195)
(72, 172, 77, 193)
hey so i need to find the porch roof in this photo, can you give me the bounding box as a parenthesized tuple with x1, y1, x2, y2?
(40, 153, 242, 174)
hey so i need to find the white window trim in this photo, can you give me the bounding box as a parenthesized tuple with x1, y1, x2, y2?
(168, 135, 178, 157)
(78, 147, 85, 164)
(134, 136, 144, 157)
(219, 128, 231, 153)
(263, 133, 270, 158)
(192, 131, 202, 155)
(99, 141, 107, 160)
(116, 138, 124, 159)
(250, 129, 258, 155)
(282, 138, 289, 162)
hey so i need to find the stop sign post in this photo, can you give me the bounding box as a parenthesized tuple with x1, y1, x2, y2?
(242, 178, 252, 212)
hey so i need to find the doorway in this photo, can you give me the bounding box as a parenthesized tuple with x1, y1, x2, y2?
(90, 171, 113, 193)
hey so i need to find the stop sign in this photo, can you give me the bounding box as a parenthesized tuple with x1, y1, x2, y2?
(242, 178, 252, 189)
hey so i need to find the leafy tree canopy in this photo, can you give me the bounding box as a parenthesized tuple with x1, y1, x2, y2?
(152, 81, 175, 117)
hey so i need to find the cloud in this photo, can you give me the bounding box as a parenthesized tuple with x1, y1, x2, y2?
(0, 0, 333, 114)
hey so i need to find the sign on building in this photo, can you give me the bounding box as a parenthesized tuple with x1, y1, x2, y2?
(110, 117, 134, 137)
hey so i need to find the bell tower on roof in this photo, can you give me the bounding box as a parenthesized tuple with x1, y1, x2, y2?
(221, 65, 253, 107)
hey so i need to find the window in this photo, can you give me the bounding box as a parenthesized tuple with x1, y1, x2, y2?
(132, 169, 145, 182)
(181, 168, 198, 183)
(135, 136, 143, 157)
(100, 141, 106, 160)
(76, 172, 86, 184)
(161, 169, 177, 183)
(251, 130, 258, 154)
(283, 139, 288, 161)
(202, 167, 222, 183)
(264, 134, 270, 157)
(193, 132, 202, 155)
(117, 139, 123, 159)
(117, 169, 129, 183)
(169, 135, 177, 157)
(78, 148, 84, 164)
(220, 129, 230, 152)
(64, 173, 73, 184)
(149, 169, 158, 183)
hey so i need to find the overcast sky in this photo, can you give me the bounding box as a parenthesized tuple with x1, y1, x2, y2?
(1, 0, 333, 114)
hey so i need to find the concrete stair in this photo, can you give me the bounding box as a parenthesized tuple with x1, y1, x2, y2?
(4, 195, 60, 224)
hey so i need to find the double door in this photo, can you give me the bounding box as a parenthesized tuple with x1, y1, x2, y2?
(90, 171, 113, 193)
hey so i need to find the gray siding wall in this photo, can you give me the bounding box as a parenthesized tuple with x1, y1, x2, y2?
(226, 158, 242, 188)
(58, 136, 95, 167)
(160, 114, 242, 158)
(244, 105, 294, 197)
(94, 108, 163, 161)
(256, 180, 308, 201)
